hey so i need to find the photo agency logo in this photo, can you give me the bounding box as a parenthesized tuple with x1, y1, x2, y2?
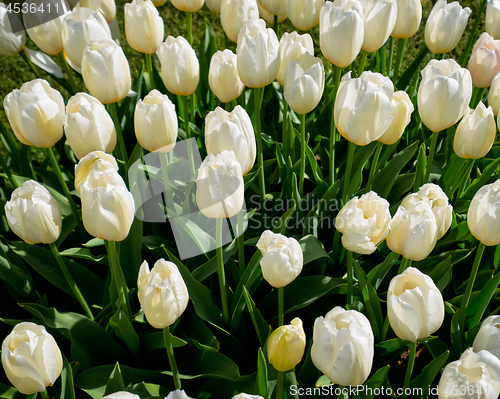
(4, 0, 73, 33)
(128, 138, 248, 260)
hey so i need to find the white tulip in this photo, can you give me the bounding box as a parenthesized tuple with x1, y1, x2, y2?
(206, 0, 222, 12)
(489, 72, 500, 116)
(0, 3, 25, 56)
(137, 259, 189, 329)
(468, 32, 500, 88)
(377, 90, 414, 145)
(467, 179, 500, 246)
(259, 0, 285, 15)
(311, 307, 374, 386)
(165, 390, 193, 399)
(360, 0, 397, 53)
(74, 151, 119, 195)
(473, 316, 500, 360)
(75, 0, 116, 22)
(171, 0, 204, 12)
(220, 0, 259, 42)
(277, 31, 314, 86)
(102, 393, 141, 399)
(125, 0, 164, 54)
(284, 0, 323, 31)
(257, 2, 287, 24)
(387, 267, 444, 341)
(231, 395, 264, 399)
(256, 230, 303, 288)
(486, 0, 500, 40)
(208, 50, 245, 103)
(391, 0, 421, 39)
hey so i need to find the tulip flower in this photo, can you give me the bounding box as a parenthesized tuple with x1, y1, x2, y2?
(319, 0, 364, 68)
(387, 267, 444, 341)
(171, 0, 204, 11)
(152, 0, 168, 6)
(335, 191, 391, 255)
(401, 183, 452, 240)
(166, 391, 193, 399)
(259, 0, 285, 16)
(267, 318, 306, 371)
(486, 0, 500, 40)
(311, 307, 374, 386)
(424, 0, 471, 55)
(360, 0, 397, 53)
(377, 91, 414, 145)
(468, 32, 500, 88)
(64, 93, 116, 160)
(0, 3, 26, 56)
(256, 230, 303, 288)
(454, 102, 496, 160)
(134, 89, 178, 152)
(62, 7, 112, 71)
(334, 71, 394, 146)
(81, 38, 132, 104)
(489, 72, 500, 116)
(468, 179, 500, 246)
(102, 393, 141, 399)
(206, 0, 222, 12)
(138, 259, 189, 329)
(125, 0, 164, 54)
(158, 36, 200, 96)
(391, 0, 421, 39)
(4, 180, 62, 245)
(208, 50, 245, 103)
(4, 79, 65, 148)
(74, 151, 119, 194)
(418, 59, 473, 132)
(284, 0, 323, 31)
(277, 31, 314, 86)
(473, 316, 500, 360)
(1, 322, 63, 395)
(232, 395, 264, 399)
(438, 348, 500, 399)
(220, 0, 259, 42)
(386, 201, 438, 261)
(205, 106, 256, 175)
(75, 0, 116, 22)
(236, 19, 280, 88)
(257, 2, 287, 24)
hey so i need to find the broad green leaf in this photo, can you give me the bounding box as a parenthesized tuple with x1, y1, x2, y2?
(0, 383, 22, 399)
(59, 247, 106, 263)
(59, 356, 76, 399)
(110, 309, 141, 358)
(256, 348, 268, 399)
(461, 157, 500, 200)
(119, 217, 143, 287)
(243, 286, 271, 348)
(178, 313, 220, 353)
(367, 252, 399, 289)
(104, 363, 125, 396)
(465, 271, 500, 331)
(413, 144, 426, 192)
(396, 45, 429, 90)
(0, 242, 35, 300)
(353, 365, 390, 399)
(191, 239, 237, 282)
(409, 351, 449, 395)
(140, 332, 188, 353)
(300, 235, 329, 265)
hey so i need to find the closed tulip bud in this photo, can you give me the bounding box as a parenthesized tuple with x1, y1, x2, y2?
(401, 183, 452, 240)
(284, 53, 324, 115)
(360, 0, 397, 52)
(152, 0, 168, 6)
(335, 191, 391, 255)
(237, 19, 280, 88)
(206, 0, 222, 12)
(334, 71, 394, 145)
(387, 267, 444, 341)
(75, 0, 116, 22)
(195, 151, 244, 218)
(486, 0, 500, 40)
(468, 32, 500, 88)
(102, 393, 141, 399)
(473, 316, 500, 359)
(4, 79, 65, 148)
(81, 38, 132, 104)
(468, 179, 500, 246)
(320, 0, 364, 68)
(277, 31, 314, 86)
(4, 181, 62, 245)
(0, 3, 26, 56)
(171, 0, 204, 11)
(137, 259, 189, 329)
(489, 72, 500, 116)
(158, 36, 200, 96)
(64, 93, 116, 160)
(311, 307, 374, 386)
(62, 7, 112, 72)
(1, 322, 63, 395)
(454, 102, 496, 160)
(256, 230, 303, 288)
(209, 50, 245, 103)
(386, 201, 438, 261)
(220, 0, 259, 42)
(439, 348, 500, 399)
(125, 0, 164, 54)
(418, 59, 472, 132)
(166, 390, 193, 399)
(231, 395, 264, 399)
(134, 89, 178, 152)
(391, 0, 421, 39)
(378, 90, 413, 145)
(74, 151, 119, 194)
(257, 2, 287, 24)
(425, 0, 470, 54)
(24, 0, 68, 55)
(259, 0, 285, 16)
(205, 106, 256, 175)
(267, 318, 306, 371)
(284, 0, 323, 31)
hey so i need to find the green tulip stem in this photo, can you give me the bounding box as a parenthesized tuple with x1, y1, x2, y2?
(282, 101, 289, 161)
(380, 316, 390, 341)
(225, 101, 232, 112)
(398, 257, 412, 274)
(107, 103, 129, 168)
(186, 12, 193, 46)
(181, 95, 196, 177)
(164, 326, 182, 390)
(425, 131, 439, 182)
(47, 147, 86, 238)
(276, 370, 284, 399)
(144, 53, 155, 91)
(357, 51, 368, 77)
(342, 141, 356, 205)
(106, 240, 131, 320)
(379, 45, 386, 75)
(49, 243, 93, 319)
(160, 155, 176, 216)
(299, 113, 306, 197)
(393, 38, 407, 83)
(459, 242, 486, 337)
(58, 52, 78, 94)
(329, 66, 342, 185)
(20, 49, 40, 78)
(254, 87, 266, 202)
(0, 151, 18, 188)
(387, 36, 394, 76)
(273, 15, 279, 37)
(447, 158, 474, 198)
(402, 340, 417, 399)
(365, 141, 383, 193)
(40, 389, 50, 399)
(216, 218, 230, 326)
(278, 286, 284, 327)
(237, 210, 245, 275)
(472, 87, 486, 109)
(347, 250, 354, 306)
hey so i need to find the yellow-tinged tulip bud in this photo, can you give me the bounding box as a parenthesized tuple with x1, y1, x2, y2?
(360, 0, 397, 53)
(209, 50, 245, 103)
(206, 0, 222, 12)
(391, 0, 421, 39)
(75, 0, 116, 23)
(468, 32, 500, 88)
(489, 72, 500, 116)
(1, 322, 63, 395)
(171, 0, 204, 12)
(284, 0, 323, 31)
(267, 318, 306, 371)
(257, 2, 287, 24)
(0, 3, 25, 56)
(220, 0, 259, 42)
(277, 31, 314, 87)
(74, 151, 119, 194)
(486, 0, 500, 40)
(258, 0, 285, 17)
(377, 90, 413, 145)
(467, 179, 500, 246)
